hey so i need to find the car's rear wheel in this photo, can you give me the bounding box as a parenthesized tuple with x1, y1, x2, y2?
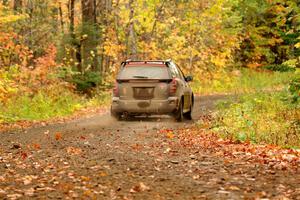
(111, 107, 121, 121)
(183, 105, 193, 120)
(111, 113, 121, 121)
(174, 101, 183, 122)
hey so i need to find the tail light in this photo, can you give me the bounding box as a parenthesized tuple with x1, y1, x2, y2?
(113, 82, 119, 96)
(169, 78, 177, 95)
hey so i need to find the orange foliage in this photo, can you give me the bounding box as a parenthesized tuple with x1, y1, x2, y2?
(33, 44, 57, 69)
(30, 44, 58, 84)
(0, 31, 32, 68)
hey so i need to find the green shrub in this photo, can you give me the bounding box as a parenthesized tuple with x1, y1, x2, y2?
(57, 67, 102, 93)
(0, 82, 112, 123)
(71, 71, 101, 92)
(263, 64, 295, 72)
(214, 92, 300, 148)
(289, 76, 300, 103)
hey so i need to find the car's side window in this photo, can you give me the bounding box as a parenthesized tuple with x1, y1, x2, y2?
(176, 65, 185, 80)
(169, 62, 180, 78)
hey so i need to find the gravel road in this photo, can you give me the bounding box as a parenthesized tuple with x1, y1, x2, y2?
(0, 95, 299, 199)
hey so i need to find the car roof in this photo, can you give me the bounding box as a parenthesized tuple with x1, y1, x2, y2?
(126, 63, 166, 67)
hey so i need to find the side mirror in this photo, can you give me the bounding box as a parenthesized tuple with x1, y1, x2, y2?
(185, 75, 193, 82)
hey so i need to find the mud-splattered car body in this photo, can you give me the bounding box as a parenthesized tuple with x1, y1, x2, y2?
(111, 60, 194, 121)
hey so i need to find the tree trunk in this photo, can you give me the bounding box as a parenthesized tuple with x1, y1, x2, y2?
(26, 0, 33, 49)
(98, 0, 114, 75)
(127, 0, 137, 59)
(69, 0, 75, 37)
(150, 0, 166, 38)
(81, 0, 96, 24)
(58, 2, 64, 34)
(68, 0, 82, 72)
(81, 0, 97, 71)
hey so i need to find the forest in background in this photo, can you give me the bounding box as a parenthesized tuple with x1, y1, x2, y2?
(0, 0, 299, 146)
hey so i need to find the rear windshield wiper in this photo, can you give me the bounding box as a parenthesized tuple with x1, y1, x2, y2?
(133, 75, 149, 79)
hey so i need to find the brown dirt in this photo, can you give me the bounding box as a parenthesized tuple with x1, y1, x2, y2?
(0, 95, 299, 199)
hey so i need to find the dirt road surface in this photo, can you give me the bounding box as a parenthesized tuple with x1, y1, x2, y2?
(0, 95, 299, 199)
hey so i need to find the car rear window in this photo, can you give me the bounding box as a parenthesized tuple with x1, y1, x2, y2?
(118, 66, 170, 80)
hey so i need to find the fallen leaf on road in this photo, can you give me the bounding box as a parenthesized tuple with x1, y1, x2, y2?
(80, 136, 86, 140)
(7, 194, 22, 200)
(177, 125, 300, 171)
(55, 132, 62, 140)
(130, 185, 140, 193)
(80, 176, 90, 181)
(98, 171, 108, 177)
(164, 148, 171, 153)
(66, 147, 82, 155)
(130, 182, 150, 193)
(166, 132, 174, 139)
(32, 143, 41, 150)
(139, 182, 150, 191)
(83, 190, 94, 198)
(12, 143, 21, 149)
(131, 143, 143, 151)
(36, 187, 55, 191)
(218, 190, 230, 194)
(21, 175, 38, 185)
(228, 186, 240, 191)
(193, 175, 200, 180)
(20, 152, 28, 160)
(24, 188, 35, 196)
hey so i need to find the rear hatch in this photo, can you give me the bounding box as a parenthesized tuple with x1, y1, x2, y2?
(117, 65, 171, 100)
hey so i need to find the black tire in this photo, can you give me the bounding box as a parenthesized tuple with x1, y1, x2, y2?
(184, 95, 194, 120)
(174, 101, 184, 122)
(183, 105, 193, 120)
(111, 107, 121, 121)
(111, 112, 121, 120)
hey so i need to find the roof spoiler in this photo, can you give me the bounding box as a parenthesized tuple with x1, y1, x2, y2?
(121, 59, 172, 66)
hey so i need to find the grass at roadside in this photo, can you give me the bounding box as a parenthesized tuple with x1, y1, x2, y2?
(193, 69, 300, 148)
(191, 69, 296, 95)
(212, 91, 300, 148)
(0, 86, 111, 123)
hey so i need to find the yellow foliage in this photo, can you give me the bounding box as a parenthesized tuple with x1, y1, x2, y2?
(0, 4, 27, 26)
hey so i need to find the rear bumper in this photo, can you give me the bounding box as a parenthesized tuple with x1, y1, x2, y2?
(111, 97, 179, 114)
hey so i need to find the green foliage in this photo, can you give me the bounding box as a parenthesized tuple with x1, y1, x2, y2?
(86, 90, 111, 107)
(191, 68, 296, 95)
(0, 67, 18, 103)
(0, 86, 84, 122)
(0, 83, 111, 123)
(289, 76, 300, 103)
(71, 71, 101, 92)
(58, 67, 102, 92)
(215, 91, 300, 147)
(263, 64, 296, 72)
(237, 0, 300, 68)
